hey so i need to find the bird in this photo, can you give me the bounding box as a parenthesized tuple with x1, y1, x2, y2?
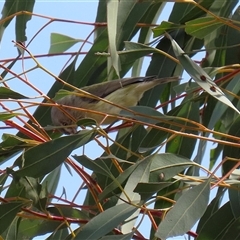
(51, 76, 180, 135)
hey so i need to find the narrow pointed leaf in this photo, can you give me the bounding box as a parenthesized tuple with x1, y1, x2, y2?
(13, 130, 96, 178)
(74, 155, 112, 176)
(134, 182, 172, 200)
(99, 161, 140, 201)
(185, 17, 224, 39)
(0, 113, 20, 121)
(49, 33, 85, 54)
(18, 218, 64, 239)
(168, 33, 240, 114)
(15, 0, 35, 42)
(107, 0, 120, 76)
(153, 21, 181, 37)
(196, 202, 235, 240)
(0, 87, 28, 99)
(229, 184, 240, 219)
(156, 180, 210, 239)
(0, 202, 26, 234)
(117, 156, 152, 233)
(150, 153, 193, 182)
(100, 233, 134, 240)
(73, 203, 137, 239)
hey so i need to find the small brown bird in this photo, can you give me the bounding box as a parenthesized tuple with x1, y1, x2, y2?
(51, 76, 180, 134)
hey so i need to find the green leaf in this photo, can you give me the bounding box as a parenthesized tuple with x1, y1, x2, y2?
(0, 201, 26, 234)
(52, 89, 72, 100)
(219, 216, 240, 240)
(185, 17, 224, 39)
(207, 75, 240, 129)
(1, 215, 19, 239)
(15, 0, 35, 42)
(98, 162, 139, 201)
(134, 182, 172, 200)
(49, 33, 85, 54)
(0, 173, 8, 194)
(18, 177, 42, 205)
(168, 33, 240, 114)
(149, 153, 193, 182)
(47, 206, 89, 219)
(0, 134, 38, 164)
(0, 0, 35, 43)
(196, 202, 235, 240)
(107, 0, 120, 76)
(46, 228, 69, 240)
(166, 101, 199, 159)
(46, 228, 68, 240)
(42, 165, 61, 195)
(139, 121, 169, 152)
(196, 188, 226, 234)
(0, 113, 20, 121)
(13, 130, 96, 178)
(222, 116, 240, 175)
(71, 203, 137, 239)
(0, 87, 28, 99)
(153, 21, 181, 38)
(100, 233, 134, 240)
(156, 180, 210, 239)
(18, 218, 64, 239)
(229, 184, 240, 219)
(0, 0, 16, 31)
(74, 155, 113, 176)
(117, 156, 152, 233)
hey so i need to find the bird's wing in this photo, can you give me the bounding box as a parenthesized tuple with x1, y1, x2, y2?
(80, 76, 157, 103)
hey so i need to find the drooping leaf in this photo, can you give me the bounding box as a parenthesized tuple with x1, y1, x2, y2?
(46, 228, 69, 240)
(196, 202, 235, 240)
(13, 130, 96, 178)
(0, 201, 26, 234)
(0, 0, 35, 42)
(107, 0, 120, 76)
(98, 162, 139, 201)
(70, 202, 137, 239)
(117, 156, 152, 233)
(156, 180, 210, 239)
(99, 233, 134, 240)
(18, 218, 65, 239)
(15, 0, 35, 42)
(168, 33, 240, 115)
(0, 134, 38, 164)
(228, 183, 240, 219)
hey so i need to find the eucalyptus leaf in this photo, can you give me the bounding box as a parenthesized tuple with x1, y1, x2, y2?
(13, 130, 96, 178)
(71, 203, 137, 239)
(49, 33, 85, 54)
(168, 33, 240, 115)
(0, 202, 26, 234)
(156, 180, 210, 239)
(0, 87, 28, 99)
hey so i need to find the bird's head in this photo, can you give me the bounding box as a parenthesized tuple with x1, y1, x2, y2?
(51, 100, 78, 135)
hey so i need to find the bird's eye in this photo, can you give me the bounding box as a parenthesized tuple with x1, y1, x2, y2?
(62, 122, 68, 126)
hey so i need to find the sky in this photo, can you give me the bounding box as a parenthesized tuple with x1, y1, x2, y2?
(0, 1, 226, 240)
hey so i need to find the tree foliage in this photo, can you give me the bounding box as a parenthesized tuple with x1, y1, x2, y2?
(1, 0, 240, 239)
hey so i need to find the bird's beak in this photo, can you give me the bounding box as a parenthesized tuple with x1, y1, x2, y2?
(62, 126, 78, 135)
